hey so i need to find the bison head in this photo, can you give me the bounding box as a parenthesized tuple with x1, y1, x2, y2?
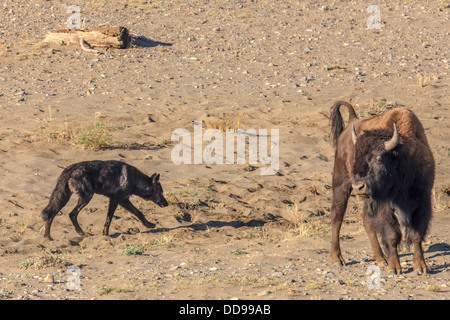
(351, 124, 402, 200)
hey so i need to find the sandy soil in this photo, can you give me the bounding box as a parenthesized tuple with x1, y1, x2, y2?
(0, 0, 448, 300)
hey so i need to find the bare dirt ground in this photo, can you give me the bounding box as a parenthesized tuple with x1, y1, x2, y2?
(0, 0, 448, 300)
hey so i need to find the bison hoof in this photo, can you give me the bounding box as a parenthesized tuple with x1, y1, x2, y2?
(332, 262, 344, 271)
(330, 253, 346, 267)
(413, 260, 428, 275)
(388, 267, 402, 275)
(413, 267, 428, 275)
(375, 257, 388, 267)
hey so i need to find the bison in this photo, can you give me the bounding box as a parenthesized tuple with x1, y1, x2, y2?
(329, 100, 435, 274)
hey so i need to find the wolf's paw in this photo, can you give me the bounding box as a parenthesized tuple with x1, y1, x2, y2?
(143, 221, 156, 229)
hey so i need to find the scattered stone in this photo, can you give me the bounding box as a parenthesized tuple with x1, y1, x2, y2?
(44, 274, 54, 284)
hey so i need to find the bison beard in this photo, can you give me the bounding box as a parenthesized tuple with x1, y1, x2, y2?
(329, 100, 435, 275)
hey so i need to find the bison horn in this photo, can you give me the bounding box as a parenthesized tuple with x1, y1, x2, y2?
(385, 123, 399, 151)
(351, 123, 358, 144)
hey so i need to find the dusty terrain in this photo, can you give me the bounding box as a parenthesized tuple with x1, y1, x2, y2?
(0, 0, 448, 300)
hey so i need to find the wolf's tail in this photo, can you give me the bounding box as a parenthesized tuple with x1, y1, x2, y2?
(41, 172, 72, 221)
(330, 100, 358, 148)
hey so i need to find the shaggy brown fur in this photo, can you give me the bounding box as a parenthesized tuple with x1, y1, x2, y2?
(329, 100, 435, 275)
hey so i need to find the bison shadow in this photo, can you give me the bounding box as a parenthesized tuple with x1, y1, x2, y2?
(427, 242, 450, 254)
(393, 242, 449, 275)
(425, 242, 450, 274)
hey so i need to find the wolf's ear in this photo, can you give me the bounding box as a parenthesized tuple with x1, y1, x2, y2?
(152, 173, 160, 184)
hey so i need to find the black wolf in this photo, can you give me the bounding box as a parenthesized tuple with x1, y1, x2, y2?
(41, 160, 169, 240)
(329, 100, 435, 274)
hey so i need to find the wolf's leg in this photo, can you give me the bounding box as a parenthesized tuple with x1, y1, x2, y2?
(103, 198, 119, 236)
(119, 198, 156, 229)
(67, 173, 94, 236)
(68, 195, 93, 236)
(44, 212, 58, 241)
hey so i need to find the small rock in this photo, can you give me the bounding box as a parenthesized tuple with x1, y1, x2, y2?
(259, 290, 272, 296)
(44, 274, 54, 284)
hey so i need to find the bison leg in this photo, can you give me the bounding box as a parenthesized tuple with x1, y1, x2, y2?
(361, 199, 387, 266)
(409, 196, 432, 275)
(387, 252, 402, 275)
(330, 180, 352, 266)
(412, 241, 427, 275)
(378, 205, 402, 274)
(396, 194, 431, 275)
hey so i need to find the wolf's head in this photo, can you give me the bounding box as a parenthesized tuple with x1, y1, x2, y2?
(137, 173, 169, 207)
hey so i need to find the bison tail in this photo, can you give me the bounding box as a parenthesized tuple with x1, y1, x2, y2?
(41, 173, 72, 221)
(330, 100, 358, 147)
